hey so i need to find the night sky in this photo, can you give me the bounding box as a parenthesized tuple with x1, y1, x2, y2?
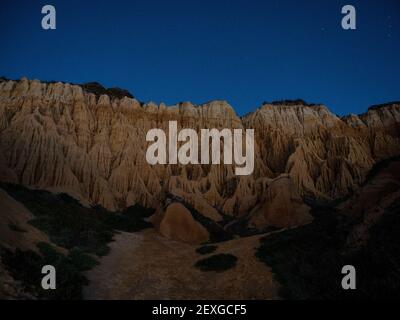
(0, 0, 399, 116)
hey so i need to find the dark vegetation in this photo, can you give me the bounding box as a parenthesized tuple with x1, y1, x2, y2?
(256, 206, 348, 299)
(2, 183, 153, 256)
(0, 183, 154, 299)
(0, 76, 134, 100)
(80, 82, 134, 100)
(363, 155, 400, 185)
(1, 242, 96, 299)
(263, 99, 320, 107)
(191, 209, 233, 243)
(256, 199, 400, 299)
(195, 254, 237, 272)
(225, 216, 280, 237)
(196, 245, 218, 255)
(2, 76, 398, 113)
(368, 101, 400, 111)
(8, 223, 27, 233)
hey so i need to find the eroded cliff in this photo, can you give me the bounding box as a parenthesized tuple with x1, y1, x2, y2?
(0, 78, 399, 230)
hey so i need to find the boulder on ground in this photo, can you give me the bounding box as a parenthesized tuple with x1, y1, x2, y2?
(152, 202, 209, 244)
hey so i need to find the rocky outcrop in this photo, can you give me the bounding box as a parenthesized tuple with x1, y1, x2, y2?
(0, 78, 399, 231)
(152, 202, 209, 244)
(249, 175, 312, 229)
(243, 102, 400, 200)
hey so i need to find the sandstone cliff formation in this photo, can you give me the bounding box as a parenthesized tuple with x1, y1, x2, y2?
(0, 78, 399, 232)
(249, 175, 312, 229)
(150, 202, 209, 244)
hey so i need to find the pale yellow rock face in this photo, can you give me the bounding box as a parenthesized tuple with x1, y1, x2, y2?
(157, 202, 209, 244)
(0, 78, 399, 230)
(243, 103, 400, 200)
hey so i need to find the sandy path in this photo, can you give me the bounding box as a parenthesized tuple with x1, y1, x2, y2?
(83, 229, 279, 300)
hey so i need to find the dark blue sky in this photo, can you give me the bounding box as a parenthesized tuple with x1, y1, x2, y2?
(0, 0, 399, 116)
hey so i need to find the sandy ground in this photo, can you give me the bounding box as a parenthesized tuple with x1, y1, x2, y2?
(83, 229, 279, 300)
(1, 188, 279, 300)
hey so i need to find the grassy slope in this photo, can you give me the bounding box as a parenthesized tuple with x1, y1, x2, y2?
(0, 183, 154, 299)
(256, 197, 400, 299)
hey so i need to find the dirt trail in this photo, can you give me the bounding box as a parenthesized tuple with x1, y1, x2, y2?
(83, 229, 279, 300)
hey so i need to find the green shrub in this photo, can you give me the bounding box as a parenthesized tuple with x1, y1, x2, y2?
(81, 82, 134, 99)
(256, 199, 400, 299)
(263, 99, 319, 107)
(68, 249, 99, 271)
(368, 101, 400, 111)
(196, 245, 217, 255)
(8, 223, 27, 233)
(0, 183, 156, 300)
(0, 242, 90, 300)
(195, 254, 237, 272)
(1, 183, 153, 257)
(1, 247, 43, 295)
